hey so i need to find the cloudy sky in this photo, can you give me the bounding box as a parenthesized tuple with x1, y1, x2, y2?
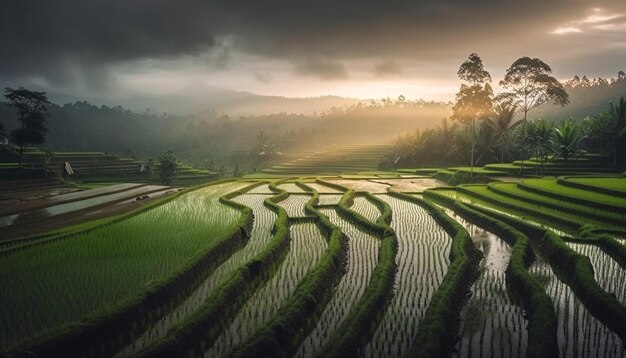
(1, 0, 625, 102)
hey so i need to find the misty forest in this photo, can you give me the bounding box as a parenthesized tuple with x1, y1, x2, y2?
(1, 1, 626, 358)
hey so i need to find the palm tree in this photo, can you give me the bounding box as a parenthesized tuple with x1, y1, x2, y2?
(256, 130, 270, 153)
(551, 120, 587, 175)
(610, 96, 626, 163)
(526, 119, 553, 175)
(486, 98, 520, 163)
(475, 121, 499, 165)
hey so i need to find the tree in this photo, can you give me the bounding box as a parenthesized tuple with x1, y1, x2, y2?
(452, 53, 493, 177)
(610, 96, 626, 163)
(526, 119, 552, 175)
(159, 149, 178, 185)
(486, 95, 520, 162)
(551, 120, 587, 175)
(474, 121, 499, 164)
(499, 57, 569, 173)
(4, 87, 51, 168)
(457, 53, 492, 85)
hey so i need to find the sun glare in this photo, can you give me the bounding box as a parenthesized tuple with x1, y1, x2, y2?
(552, 27, 583, 35)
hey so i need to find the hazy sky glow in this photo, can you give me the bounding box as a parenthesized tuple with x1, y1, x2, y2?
(1, 1, 625, 102)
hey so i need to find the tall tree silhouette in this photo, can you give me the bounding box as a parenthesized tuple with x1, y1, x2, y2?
(452, 53, 493, 177)
(499, 57, 569, 173)
(4, 87, 50, 168)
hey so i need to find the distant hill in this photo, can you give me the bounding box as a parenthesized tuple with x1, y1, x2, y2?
(45, 82, 363, 116)
(530, 74, 626, 121)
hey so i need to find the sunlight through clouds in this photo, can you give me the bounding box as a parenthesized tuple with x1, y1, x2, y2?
(551, 8, 625, 35)
(552, 27, 583, 34)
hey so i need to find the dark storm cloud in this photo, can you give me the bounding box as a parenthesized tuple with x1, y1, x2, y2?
(1, 0, 624, 86)
(293, 58, 348, 81)
(0, 0, 218, 86)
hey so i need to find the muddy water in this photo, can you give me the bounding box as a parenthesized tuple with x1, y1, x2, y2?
(0, 185, 167, 227)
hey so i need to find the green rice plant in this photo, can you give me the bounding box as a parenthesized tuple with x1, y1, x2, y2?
(316, 194, 343, 206)
(424, 190, 559, 357)
(0, 180, 237, 252)
(119, 191, 275, 355)
(459, 203, 626, 343)
(558, 176, 626, 198)
(318, 191, 397, 357)
(486, 182, 625, 227)
(246, 184, 275, 194)
(233, 190, 348, 357)
(371, 178, 446, 193)
(326, 179, 390, 193)
(519, 179, 626, 214)
(363, 194, 455, 357)
(133, 186, 292, 357)
(277, 194, 312, 218)
(277, 182, 308, 193)
(458, 185, 620, 232)
(450, 185, 626, 269)
(305, 182, 344, 193)
(565, 243, 626, 305)
(295, 207, 379, 357)
(454, 270, 527, 358)
(352, 196, 381, 223)
(207, 222, 327, 356)
(445, 213, 527, 358)
(389, 192, 481, 358)
(573, 232, 626, 268)
(529, 259, 625, 357)
(2, 181, 250, 355)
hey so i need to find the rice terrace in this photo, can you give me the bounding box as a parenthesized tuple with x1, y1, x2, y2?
(1, 1, 626, 357)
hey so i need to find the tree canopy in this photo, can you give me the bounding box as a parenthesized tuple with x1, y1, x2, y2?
(4, 87, 50, 167)
(499, 57, 569, 121)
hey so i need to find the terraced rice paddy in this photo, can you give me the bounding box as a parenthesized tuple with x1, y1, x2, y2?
(529, 259, 625, 357)
(3, 174, 625, 357)
(0, 185, 170, 228)
(327, 179, 390, 193)
(450, 220, 526, 358)
(305, 182, 344, 193)
(563, 177, 626, 194)
(277, 182, 308, 193)
(119, 192, 275, 354)
(351, 196, 380, 223)
(277, 194, 311, 217)
(316, 194, 343, 205)
(363, 195, 451, 357)
(246, 183, 275, 194)
(372, 178, 446, 192)
(206, 223, 326, 356)
(0, 181, 247, 348)
(295, 208, 379, 357)
(567, 243, 626, 304)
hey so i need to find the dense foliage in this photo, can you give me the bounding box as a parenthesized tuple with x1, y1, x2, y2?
(381, 63, 626, 168)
